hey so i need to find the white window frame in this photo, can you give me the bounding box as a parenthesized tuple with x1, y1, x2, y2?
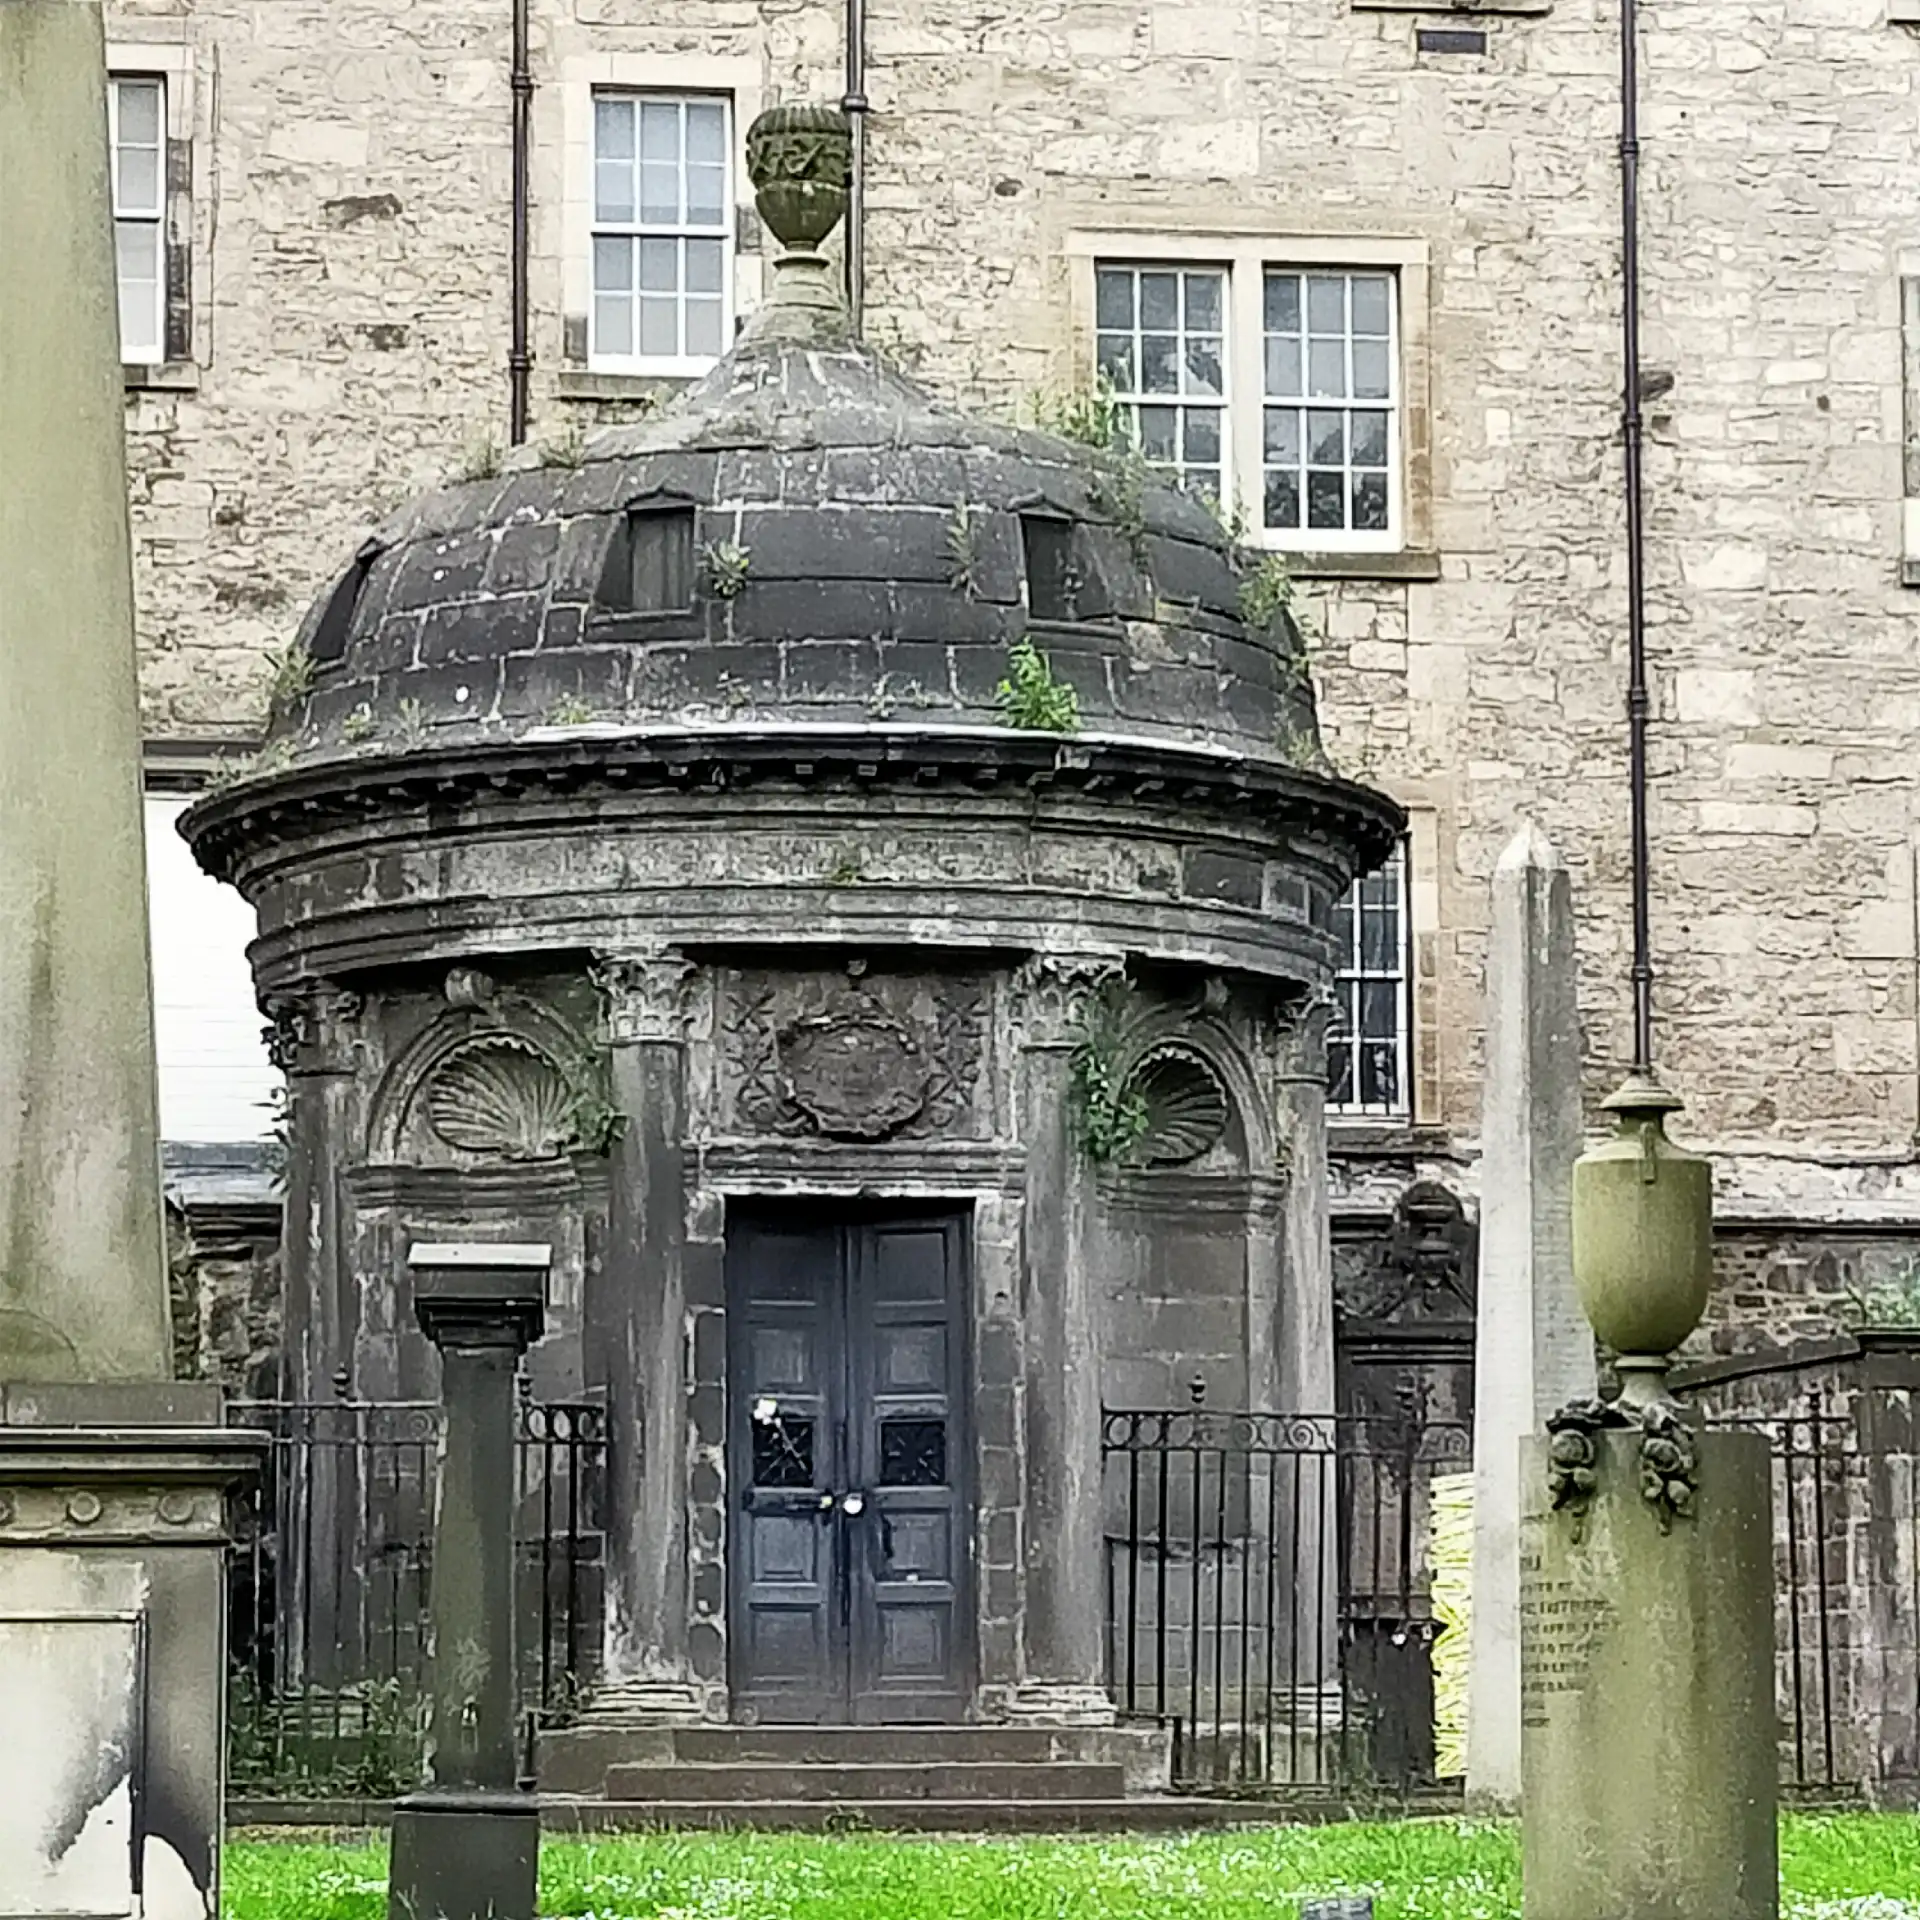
(109, 73, 166, 367)
(559, 54, 763, 385)
(1326, 841, 1413, 1119)
(587, 90, 735, 377)
(1067, 228, 1432, 559)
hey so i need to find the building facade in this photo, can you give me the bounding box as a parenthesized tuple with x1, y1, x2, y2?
(127, 0, 1920, 1380)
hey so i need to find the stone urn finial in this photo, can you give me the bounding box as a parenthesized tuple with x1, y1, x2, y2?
(745, 104, 853, 255)
(1570, 1072, 1713, 1408)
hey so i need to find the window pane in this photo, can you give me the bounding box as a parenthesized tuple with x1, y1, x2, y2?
(1185, 273, 1222, 331)
(1265, 336, 1300, 398)
(1353, 471, 1389, 532)
(1096, 269, 1134, 329)
(685, 101, 727, 163)
(639, 296, 678, 358)
(640, 161, 680, 226)
(1351, 410, 1389, 467)
(1264, 408, 1301, 466)
(1141, 333, 1178, 393)
(1136, 406, 1178, 462)
(1359, 1043, 1399, 1110)
(1264, 469, 1300, 529)
(117, 145, 160, 215)
(1361, 903, 1398, 971)
(1096, 333, 1135, 388)
(1351, 273, 1391, 336)
(1327, 1042, 1355, 1109)
(1307, 410, 1345, 464)
(686, 237, 725, 295)
(1264, 272, 1300, 332)
(1306, 273, 1346, 332)
(592, 234, 632, 296)
(1307, 469, 1345, 529)
(1308, 339, 1346, 399)
(686, 161, 727, 226)
(115, 221, 161, 360)
(639, 237, 678, 293)
(685, 297, 724, 357)
(640, 100, 680, 161)
(595, 158, 635, 225)
(1139, 271, 1179, 330)
(1185, 409, 1220, 464)
(597, 100, 634, 178)
(1352, 338, 1390, 401)
(1185, 335, 1222, 396)
(594, 292, 634, 359)
(1330, 893, 1356, 959)
(117, 79, 161, 147)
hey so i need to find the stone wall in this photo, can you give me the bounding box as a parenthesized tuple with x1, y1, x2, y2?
(114, 0, 1920, 1204)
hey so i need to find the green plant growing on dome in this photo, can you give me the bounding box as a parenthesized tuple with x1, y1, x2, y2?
(268, 640, 315, 711)
(996, 637, 1080, 733)
(449, 434, 502, 485)
(1031, 375, 1130, 453)
(944, 503, 982, 598)
(340, 702, 375, 744)
(701, 539, 752, 600)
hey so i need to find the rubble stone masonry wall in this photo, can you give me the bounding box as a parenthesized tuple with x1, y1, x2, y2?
(111, 0, 1920, 1214)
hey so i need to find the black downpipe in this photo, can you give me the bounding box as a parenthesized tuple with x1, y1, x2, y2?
(842, 0, 868, 333)
(1619, 0, 1654, 1071)
(509, 0, 533, 445)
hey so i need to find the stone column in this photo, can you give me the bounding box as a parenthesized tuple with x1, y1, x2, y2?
(1006, 956, 1114, 1724)
(1271, 993, 1342, 1706)
(591, 950, 701, 1716)
(389, 1242, 548, 1920)
(0, 0, 170, 1385)
(1468, 824, 1589, 1807)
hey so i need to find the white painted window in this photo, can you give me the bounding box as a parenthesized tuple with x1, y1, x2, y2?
(1261, 269, 1398, 546)
(1094, 264, 1229, 503)
(1080, 239, 1419, 554)
(590, 92, 733, 374)
(144, 795, 277, 1145)
(109, 75, 166, 365)
(1327, 844, 1411, 1117)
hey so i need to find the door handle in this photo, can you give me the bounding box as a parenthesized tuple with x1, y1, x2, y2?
(840, 1490, 867, 1517)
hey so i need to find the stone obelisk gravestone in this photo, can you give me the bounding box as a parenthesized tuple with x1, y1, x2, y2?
(0, 8, 259, 1916)
(389, 1243, 549, 1920)
(1467, 826, 1591, 1808)
(1521, 1078, 1778, 1920)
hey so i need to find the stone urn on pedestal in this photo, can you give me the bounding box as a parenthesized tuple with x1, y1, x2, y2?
(1522, 1074, 1778, 1920)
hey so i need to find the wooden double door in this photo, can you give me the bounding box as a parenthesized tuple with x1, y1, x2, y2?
(726, 1207, 974, 1724)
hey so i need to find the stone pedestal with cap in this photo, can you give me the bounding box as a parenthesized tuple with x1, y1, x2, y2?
(1521, 1078, 1778, 1920)
(388, 1242, 549, 1920)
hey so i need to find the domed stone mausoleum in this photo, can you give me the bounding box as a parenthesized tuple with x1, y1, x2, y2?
(185, 106, 1400, 1730)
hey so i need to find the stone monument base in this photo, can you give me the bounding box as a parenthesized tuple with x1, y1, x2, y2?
(389, 1789, 540, 1920)
(1520, 1427, 1778, 1920)
(0, 1390, 260, 1920)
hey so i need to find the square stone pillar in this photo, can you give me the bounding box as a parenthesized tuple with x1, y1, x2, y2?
(388, 1243, 548, 1920)
(0, 1394, 262, 1920)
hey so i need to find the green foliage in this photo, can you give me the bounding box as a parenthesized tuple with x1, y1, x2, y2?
(995, 637, 1080, 733)
(339, 702, 375, 744)
(1844, 1260, 1920, 1329)
(1069, 981, 1149, 1165)
(545, 692, 595, 726)
(701, 539, 753, 600)
(1238, 551, 1296, 633)
(269, 642, 315, 710)
(449, 434, 502, 485)
(558, 1044, 625, 1156)
(226, 1673, 425, 1802)
(538, 422, 588, 469)
(259, 1081, 292, 1193)
(1087, 451, 1151, 566)
(867, 673, 938, 718)
(944, 502, 981, 596)
(1030, 373, 1131, 451)
(394, 697, 428, 749)
(824, 848, 864, 886)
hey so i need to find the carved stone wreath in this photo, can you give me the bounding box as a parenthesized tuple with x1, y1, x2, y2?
(778, 1010, 933, 1141)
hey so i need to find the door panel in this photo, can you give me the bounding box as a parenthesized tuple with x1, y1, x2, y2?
(728, 1209, 972, 1725)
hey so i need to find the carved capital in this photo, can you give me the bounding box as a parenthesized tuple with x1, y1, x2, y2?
(1007, 953, 1126, 1051)
(263, 984, 365, 1076)
(598, 948, 698, 1045)
(1269, 986, 1333, 1084)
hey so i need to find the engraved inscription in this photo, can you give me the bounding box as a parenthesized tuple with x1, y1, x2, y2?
(1519, 1545, 1615, 1728)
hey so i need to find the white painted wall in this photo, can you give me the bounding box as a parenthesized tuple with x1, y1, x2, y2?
(143, 794, 274, 1144)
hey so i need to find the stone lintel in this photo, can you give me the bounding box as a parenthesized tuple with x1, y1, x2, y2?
(0, 1425, 264, 1548)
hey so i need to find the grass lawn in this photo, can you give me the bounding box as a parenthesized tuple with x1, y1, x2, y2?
(226, 1812, 1920, 1920)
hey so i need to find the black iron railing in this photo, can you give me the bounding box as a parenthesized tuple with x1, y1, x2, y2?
(1104, 1395, 1862, 1797)
(225, 1393, 606, 1799)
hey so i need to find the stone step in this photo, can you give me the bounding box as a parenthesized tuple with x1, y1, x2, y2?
(604, 1760, 1127, 1803)
(672, 1726, 1062, 1765)
(543, 1795, 1282, 1835)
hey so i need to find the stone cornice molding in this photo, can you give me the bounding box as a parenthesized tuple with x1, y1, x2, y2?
(0, 1428, 264, 1548)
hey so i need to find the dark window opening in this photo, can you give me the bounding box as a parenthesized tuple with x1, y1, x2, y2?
(603, 505, 696, 614)
(878, 1418, 947, 1487)
(310, 537, 383, 665)
(1021, 515, 1080, 623)
(752, 1415, 815, 1488)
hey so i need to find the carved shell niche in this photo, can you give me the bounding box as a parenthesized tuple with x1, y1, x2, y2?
(1128, 1045, 1231, 1166)
(424, 1035, 573, 1160)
